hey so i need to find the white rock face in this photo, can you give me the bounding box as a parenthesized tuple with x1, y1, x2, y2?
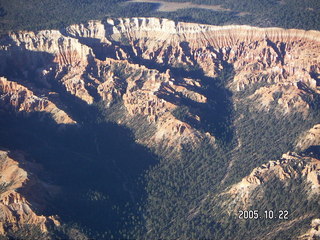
(1, 17, 320, 153)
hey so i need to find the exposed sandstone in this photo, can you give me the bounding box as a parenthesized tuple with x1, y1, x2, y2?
(248, 82, 311, 116)
(0, 30, 94, 104)
(1, 17, 320, 152)
(61, 18, 320, 116)
(224, 152, 320, 210)
(0, 77, 76, 124)
(297, 124, 320, 151)
(92, 58, 210, 151)
(0, 16, 319, 239)
(0, 150, 59, 236)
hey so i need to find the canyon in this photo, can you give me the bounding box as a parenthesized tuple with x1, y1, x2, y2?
(0, 17, 319, 239)
(1, 18, 320, 152)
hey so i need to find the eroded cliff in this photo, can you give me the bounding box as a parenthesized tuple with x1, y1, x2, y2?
(224, 152, 320, 210)
(1, 18, 320, 154)
(0, 77, 75, 124)
(0, 17, 320, 239)
(0, 150, 59, 237)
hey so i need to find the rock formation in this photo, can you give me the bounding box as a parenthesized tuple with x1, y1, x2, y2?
(0, 150, 59, 237)
(297, 124, 320, 151)
(299, 219, 320, 240)
(0, 17, 320, 238)
(0, 77, 76, 124)
(1, 17, 319, 154)
(222, 152, 320, 210)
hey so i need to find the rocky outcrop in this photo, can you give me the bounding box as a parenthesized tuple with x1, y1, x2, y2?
(0, 77, 76, 124)
(92, 58, 210, 151)
(248, 82, 312, 116)
(297, 124, 320, 151)
(1, 17, 320, 151)
(299, 219, 320, 240)
(0, 29, 94, 104)
(101, 18, 320, 83)
(0, 150, 59, 236)
(59, 19, 320, 118)
(223, 152, 320, 209)
(101, 18, 320, 116)
(0, 16, 319, 239)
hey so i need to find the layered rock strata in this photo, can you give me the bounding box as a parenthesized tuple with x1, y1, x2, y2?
(0, 17, 320, 239)
(1, 18, 320, 151)
(0, 77, 75, 124)
(0, 150, 59, 236)
(223, 152, 320, 210)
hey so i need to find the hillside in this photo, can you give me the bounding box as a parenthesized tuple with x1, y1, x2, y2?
(0, 18, 319, 239)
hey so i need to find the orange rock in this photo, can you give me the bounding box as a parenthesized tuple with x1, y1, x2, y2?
(0, 150, 60, 235)
(0, 77, 76, 124)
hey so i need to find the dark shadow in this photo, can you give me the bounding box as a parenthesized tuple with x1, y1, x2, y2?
(171, 64, 235, 143)
(303, 145, 320, 159)
(101, 39, 235, 143)
(0, 46, 159, 239)
(0, 105, 158, 239)
(266, 39, 285, 65)
(309, 70, 320, 86)
(0, 39, 58, 97)
(60, 27, 118, 61)
(0, 38, 234, 238)
(0, 7, 7, 18)
(121, 41, 235, 143)
(298, 81, 320, 113)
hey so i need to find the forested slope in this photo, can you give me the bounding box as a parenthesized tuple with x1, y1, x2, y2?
(1, 0, 320, 34)
(0, 18, 319, 239)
